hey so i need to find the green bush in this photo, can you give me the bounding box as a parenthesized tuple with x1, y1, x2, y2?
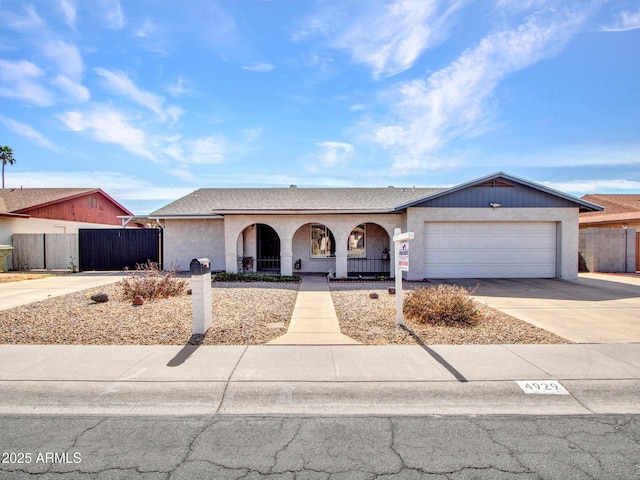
(118, 261, 187, 300)
(213, 272, 300, 283)
(403, 284, 481, 327)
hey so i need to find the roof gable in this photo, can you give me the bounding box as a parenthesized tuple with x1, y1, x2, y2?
(0, 188, 132, 215)
(396, 172, 603, 212)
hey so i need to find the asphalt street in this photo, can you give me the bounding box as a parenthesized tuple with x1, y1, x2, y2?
(0, 414, 638, 479)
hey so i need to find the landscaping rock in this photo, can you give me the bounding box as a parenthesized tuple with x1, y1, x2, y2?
(90, 292, 109, 303)
(369, 292, 379, 299)
(388, 288, 396, 295)
(132, 295, 145, 306)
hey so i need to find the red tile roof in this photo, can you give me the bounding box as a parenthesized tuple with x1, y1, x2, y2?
(580, 194, 640, 225)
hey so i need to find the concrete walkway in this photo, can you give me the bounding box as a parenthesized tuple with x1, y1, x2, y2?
(268, 276, 359, 345)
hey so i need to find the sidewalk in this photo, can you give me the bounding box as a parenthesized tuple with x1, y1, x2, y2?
(0, 343, 638, 416)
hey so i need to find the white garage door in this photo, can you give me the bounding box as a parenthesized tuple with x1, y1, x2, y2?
(424, 222, 557, 278)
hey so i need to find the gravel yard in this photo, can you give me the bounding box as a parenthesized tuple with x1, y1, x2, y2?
(0, 281, 298, 345)
(330, 282, 571, 345)
(0, 277, 570, 345)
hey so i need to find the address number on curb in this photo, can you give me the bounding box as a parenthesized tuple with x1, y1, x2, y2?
(516, 380, 569, 395)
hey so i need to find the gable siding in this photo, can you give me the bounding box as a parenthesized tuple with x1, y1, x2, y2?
(411, 185, 578, 208)
(21, 194, 126, 225)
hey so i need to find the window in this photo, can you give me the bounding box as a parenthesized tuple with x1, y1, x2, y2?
(310, 224, 335, 258)
(347, 224, 366, 257)
(88, 197, 97, 208)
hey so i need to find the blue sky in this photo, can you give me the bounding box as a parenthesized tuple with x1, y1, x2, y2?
(1, 0, 638, 214)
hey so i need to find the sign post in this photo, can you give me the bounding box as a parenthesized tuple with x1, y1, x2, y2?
(393, 228, 414, 326)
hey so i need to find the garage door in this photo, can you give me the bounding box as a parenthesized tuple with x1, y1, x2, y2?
(424, 222, 557, 278)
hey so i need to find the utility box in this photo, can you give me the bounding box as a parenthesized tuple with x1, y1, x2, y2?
(0, 245, 13, 272)
(190, 258, 212, 335)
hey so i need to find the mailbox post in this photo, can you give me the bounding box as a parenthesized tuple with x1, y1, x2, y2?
(190, 258, 212, 335)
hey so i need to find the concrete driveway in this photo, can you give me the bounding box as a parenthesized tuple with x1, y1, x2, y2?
(448, 273, 640, 344)
(0, 272, 127, 311)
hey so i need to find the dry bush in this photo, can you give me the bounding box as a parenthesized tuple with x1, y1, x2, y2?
(403, 284, 481, 327)
(118, 261, 187, 300)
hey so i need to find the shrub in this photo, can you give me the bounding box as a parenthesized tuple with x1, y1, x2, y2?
(403, 284, 481, 327)
(213, 272, 300, 283)
(118, 261, 187, 300)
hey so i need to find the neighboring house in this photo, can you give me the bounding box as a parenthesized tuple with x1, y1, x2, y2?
(150, 172, 601, 280)
(579, 194, 640, 230)
(578, 194, 639, 273)
(0, 188, 134, 270)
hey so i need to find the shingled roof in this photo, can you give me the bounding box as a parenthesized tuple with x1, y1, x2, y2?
(150, 187, 444, 216)
(0, 188, 132, 215)
(580, 194, 640, 225)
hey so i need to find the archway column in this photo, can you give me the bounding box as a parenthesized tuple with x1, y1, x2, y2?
(334, 229, 349, 279)
(225, 251, 238, 273)
(280, 235, 293, 276)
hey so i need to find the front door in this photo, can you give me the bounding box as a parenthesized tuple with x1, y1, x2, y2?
(257, 224, 280, 272)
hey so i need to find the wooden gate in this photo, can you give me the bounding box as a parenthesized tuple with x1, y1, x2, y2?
(79, 229, 162, 271)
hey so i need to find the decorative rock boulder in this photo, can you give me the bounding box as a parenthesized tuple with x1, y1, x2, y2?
(90, 292, 109, 303)
(369, 292, 379, 299)
(133, 295, 145, 306)
(388, 287, 396, 295)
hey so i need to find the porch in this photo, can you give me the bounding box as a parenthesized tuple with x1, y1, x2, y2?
(227, 215, 400, 278)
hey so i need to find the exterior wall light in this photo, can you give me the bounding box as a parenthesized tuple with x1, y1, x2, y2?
(490, 203, 502, 208)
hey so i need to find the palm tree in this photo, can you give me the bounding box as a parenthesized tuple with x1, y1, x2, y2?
(0, 146, 16, 189)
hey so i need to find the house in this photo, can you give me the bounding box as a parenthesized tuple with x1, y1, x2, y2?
(579, 194, 640, 230)
(578, 194, 639, 273)
(0, 188, 134, 270)
(149, 172, 602, 280)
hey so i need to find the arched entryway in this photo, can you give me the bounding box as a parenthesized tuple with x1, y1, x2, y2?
(257, 224, 280, 272)
(346, 223, 391, 277)
(237, 223, 281, 274)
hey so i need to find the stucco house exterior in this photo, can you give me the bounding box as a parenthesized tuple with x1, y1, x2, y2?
(150, 172, 602, 280)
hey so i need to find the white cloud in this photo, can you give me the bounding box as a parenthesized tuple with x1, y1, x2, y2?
(94, 68, 179, 121)
(52, 75, 90, 102)
(371, 6, 589, 169)
(41, 40, 84, 80)
(488, 143, 640, 168)
(167, 168, 196, 182)
(3, 4, 44, 31)
(600, 9, 640, 32)
(0, 60, 53, 106)
(58, 0, 77, 28)
(166, 77, 187, 96)
(191, 136, 225, 164)
(336, 0, 457, 78)
(10, 170, 193, 205)
(242, 62, 276, 73)
(307, 141, 354, 173)
(99, 0, 125, 29)
(317, 141, 354, 166)
(58, 105, 156, 160)
(296, 0, 463, 79)
(541, 179, 640, 194)
(134, 17, 156, 38)
(0, 114, 55, 149)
